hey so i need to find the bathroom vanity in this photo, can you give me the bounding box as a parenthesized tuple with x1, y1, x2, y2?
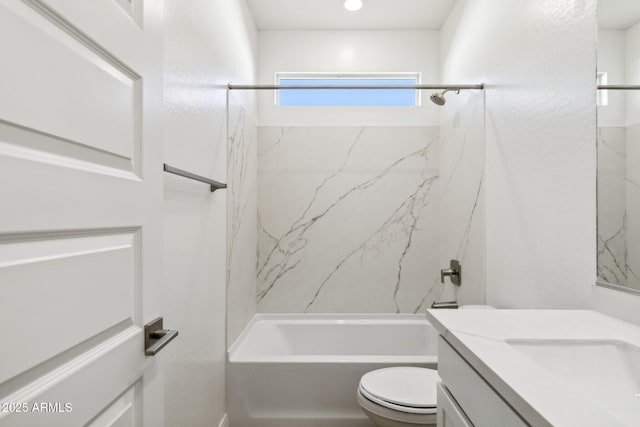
(426, 309, 640, 427)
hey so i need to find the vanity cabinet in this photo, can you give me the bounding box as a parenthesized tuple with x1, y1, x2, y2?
(437, 383, 473, 427)
(437, 337, 529, 427)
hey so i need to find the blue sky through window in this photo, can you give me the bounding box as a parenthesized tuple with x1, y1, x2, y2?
(278, 78, 417, 106)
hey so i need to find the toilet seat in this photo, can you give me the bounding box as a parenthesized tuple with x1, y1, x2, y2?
(358, 367, 439, 414)
(358, 385, 436, 415)
(357, 390, 437, 425)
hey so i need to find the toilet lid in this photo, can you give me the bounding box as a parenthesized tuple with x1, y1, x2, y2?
(359, 367, 439, 410)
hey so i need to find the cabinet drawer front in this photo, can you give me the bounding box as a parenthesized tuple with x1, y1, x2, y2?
(438, 336, 529, 427)
(437, 383, 474, 427)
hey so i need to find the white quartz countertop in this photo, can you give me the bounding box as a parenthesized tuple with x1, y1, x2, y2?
(426, 309, 640, 427)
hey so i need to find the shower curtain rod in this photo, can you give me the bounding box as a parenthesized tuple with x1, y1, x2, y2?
(598, 85, 640, 90)
(227, 83, 484, 90)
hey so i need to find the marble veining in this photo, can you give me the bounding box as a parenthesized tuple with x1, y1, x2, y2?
(227, 92, 258, 345)
(598, 214, 627, 285)
(456, 176, 483, 261)
(257, 126, 440, 313)
(437, 90, 486, 305)
(303, 172, 438, 313)
(228, 107, 251, 275)
(597, 127, 626, 285)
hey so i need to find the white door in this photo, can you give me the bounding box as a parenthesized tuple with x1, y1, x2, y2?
(0, 1, 165, 426)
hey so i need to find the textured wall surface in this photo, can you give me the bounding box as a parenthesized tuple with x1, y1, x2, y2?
(257, 126, 440, 313)
(162, 1, 256, 425)
(442, 0, 597, 308)
(437, 90, 486, 304)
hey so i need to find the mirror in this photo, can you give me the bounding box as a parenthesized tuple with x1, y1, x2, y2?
(597, 0, 640, 291)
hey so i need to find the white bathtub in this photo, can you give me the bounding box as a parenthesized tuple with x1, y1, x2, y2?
(227, 314, 437, 427)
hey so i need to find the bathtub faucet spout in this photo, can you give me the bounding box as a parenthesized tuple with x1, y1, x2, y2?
(430, 301, 459, 309)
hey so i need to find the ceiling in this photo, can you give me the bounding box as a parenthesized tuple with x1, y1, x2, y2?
(246, 0, 458, 31)
(598, 0, 640, 30)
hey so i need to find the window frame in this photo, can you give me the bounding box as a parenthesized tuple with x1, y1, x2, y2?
(274, 72, 422, 107)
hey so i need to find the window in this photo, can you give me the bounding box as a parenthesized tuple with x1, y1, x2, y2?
(276, 73, 420, 106)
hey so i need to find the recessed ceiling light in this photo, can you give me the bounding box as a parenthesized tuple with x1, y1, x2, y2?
(344, 0, 363, 12)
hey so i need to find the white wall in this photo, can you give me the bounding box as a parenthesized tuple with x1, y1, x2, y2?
(626, 21, 640, 124)
(592, 284, 640, 325)
(257, 30, 441, 125)
(598, 24, 640, 127)
(163, 0, 257, 425)
(597, 30, 625, 127)
(442, 0, 597, 308)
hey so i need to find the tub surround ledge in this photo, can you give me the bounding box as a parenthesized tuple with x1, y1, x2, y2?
(426, 309, 640, 427)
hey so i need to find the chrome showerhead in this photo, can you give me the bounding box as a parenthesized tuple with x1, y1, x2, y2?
(430, 92, 447, 105)
(429, 89, 459, 106)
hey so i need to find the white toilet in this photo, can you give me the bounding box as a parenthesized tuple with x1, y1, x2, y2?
(357, 305, 495, 426)
(357, 367, 439, 427)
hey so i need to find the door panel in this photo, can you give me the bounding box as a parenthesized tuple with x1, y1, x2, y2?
(0, 231, 138, 384)
(1, 329, 144, 427)
(0, 0, 141, 166)
(0, 0, 163, 426)
(86, 385, 137, 427)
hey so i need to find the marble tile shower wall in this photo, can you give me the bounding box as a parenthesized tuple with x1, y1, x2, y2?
(227, 91, 258, 345)
(256, 125, 441, 313)
(438, 91, 486, 305)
